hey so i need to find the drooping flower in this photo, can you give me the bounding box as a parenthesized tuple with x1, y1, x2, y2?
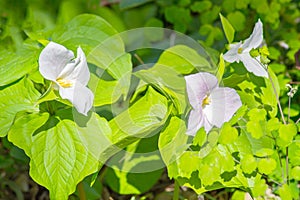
(39, 42, 94, 116)
(185, 72, 242, 135)
(223, 19, 268, 78)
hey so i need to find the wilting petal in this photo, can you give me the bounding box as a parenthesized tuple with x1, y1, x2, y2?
(240, 53, 268, 77)
(203, 87, 242, 130)
(184, 73, 218, 109)
(58, 83, 94, 116)
(223, 42, 242, 63)
(186, 109, 204, 136)
(39, 42, 74, 81)
(242, 19, 263, 52)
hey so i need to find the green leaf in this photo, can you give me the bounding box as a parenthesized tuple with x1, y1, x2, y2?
(119, 0, 153, 10)
(190, 1, 212, 13)
(192, 128, 207, 147)
(218, 122, 238, 144)
(216, 53, 225, 81)
(240, 154, 257, 174)
(246, 121, 265, 139)
(8, 112, 49, 156)
(291, 166, 300, 180)
(164, 6, 191, 33)
(105, 135, 163, 194)
(278, 123, 297, 143)
(278, 184, 293, 200)
(257, 158, 277, 175)
(227, 11, 246, 31)
(254, 148, 274, 157)
(247, 108, 267, 121)
(52, 14, 119, 54)
(29, 113, 111, 199)
(219, 13, 235, 43)
(159, 117, 189, 172)
(0, 48, 39, 87)
(106, 86, 169, 159)
(0, 78, 40, 137)
(154, 45, 212, 74)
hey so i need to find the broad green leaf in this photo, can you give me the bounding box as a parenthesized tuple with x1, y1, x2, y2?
(29, 113, 111, 199)
(154, 45, 212, 74)
(240, 154, 257, 174)
(134, 64, 187, 114)
(8, 112, 49, 155)
(218, 122, 238, 144)
(291, 166, 300, 180)
(227, 11, 246, 31)
(278, 184, 293, 200)
(219, 13, 235, 43)
(158, 117, 189, 171)
(246, 121, 265, 139)
(105, 86, 169, 160)
(105, 135, 163, 194)
(257, 158, 277, 175)
(119, 0, 153, 9)
(52, 14, 118, 54)
(0, 78, 40, 137)
(247, 108, 267, 121)
(0, 48, 39, 86)
(278, 123, 297, 144)
(89, 73, 121, 107)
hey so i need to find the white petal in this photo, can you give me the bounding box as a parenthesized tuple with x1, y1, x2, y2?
(223, 42, 242, 63)
(58, 83, 94, 116)
(203, 87, 242, 128)
(242, 19, 263, 52)
(65, 47, 90, 86)
(186, 109, 204, 136)
(184, 72, 218, 109)
(240, 53, 268, 77)
(39, 42, 74, 81)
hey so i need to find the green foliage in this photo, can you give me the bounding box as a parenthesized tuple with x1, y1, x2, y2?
(0, 0, 299, 199)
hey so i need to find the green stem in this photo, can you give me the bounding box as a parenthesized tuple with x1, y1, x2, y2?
(77, 182, 86, 200)
(173, 179, 180, 200)
(267, 70, 286, 125)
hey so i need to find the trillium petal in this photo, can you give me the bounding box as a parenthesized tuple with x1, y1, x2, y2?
(58, 83, 94, 116)
(186, 109, 204, 136)
(203, 87, 242, 129)
(223, 42, 242, 63)
(242, 19, 263, 52)
(240, 53, 268, 77)
(67, 47, 90, 86)
(39, 42, 74, 81)
(184, 72, 218, 109)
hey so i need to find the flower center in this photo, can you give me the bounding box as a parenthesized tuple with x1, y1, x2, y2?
(238, 47, 243, 54)
(202, 95, 211, 107)
(56, 78, 73, 88)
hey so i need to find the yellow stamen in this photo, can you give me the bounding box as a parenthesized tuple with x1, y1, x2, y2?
(56, 78, 73, 88)
(202, 95, 211, 107)
(238, 47, 243, 54)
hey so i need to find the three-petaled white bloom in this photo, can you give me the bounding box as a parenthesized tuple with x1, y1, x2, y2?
(223, 19, 268, 78)
(185, 72, 242, 135)
(39, 42, 94, 116)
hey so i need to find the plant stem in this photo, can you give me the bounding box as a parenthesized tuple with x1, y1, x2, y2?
(77, 182, 86, 200)
(287, 96, 291, 124)
(286, 147, 289, 184)
(173, 180, 180, 200)
(267, 70, 286, 125)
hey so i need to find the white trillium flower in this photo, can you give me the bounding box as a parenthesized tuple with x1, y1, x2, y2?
(185, 72, 242, 135)
(223, 19, 268, 78)
(39, 42, 94, 116)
